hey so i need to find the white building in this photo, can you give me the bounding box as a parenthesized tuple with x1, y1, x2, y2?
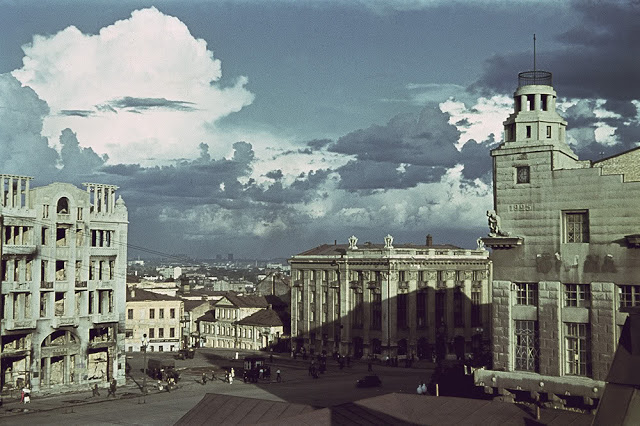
(1, 176, 128, 392)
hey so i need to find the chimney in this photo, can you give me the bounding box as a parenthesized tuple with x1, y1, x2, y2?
(426, 234, 433, 247)
(334, 240, 337, 245)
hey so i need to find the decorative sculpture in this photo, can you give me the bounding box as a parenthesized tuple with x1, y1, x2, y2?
(384, 234, 394, 249)
(487, 210, 510, 237)
(348, 235, 358, 250)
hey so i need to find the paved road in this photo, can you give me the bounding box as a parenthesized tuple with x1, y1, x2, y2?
(0, 349, 435, 425)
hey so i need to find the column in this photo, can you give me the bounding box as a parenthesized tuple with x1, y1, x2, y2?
(24, 178, 30, 208)
(8, 177, 14, 208)
(538, 281, 561, 376)
(534, 94, 541, 111)
(520, 95, 527, 113)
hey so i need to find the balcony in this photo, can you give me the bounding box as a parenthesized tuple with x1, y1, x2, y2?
(398, 281, 409, 290)
(456, 281, 465, 288)
(349, 280, 362, 290)
(2, 281, 32, 293)
(53, 316, 79, 328)
(89, 246, 118, 256)
(436, 280, 447, 289)
(1, 318, 37, 331)
(329, 280, 340, 288)
(417, 280, 428, 289)
(41, 281, 54, 290)
(75, 280, 88, 288)
(93, 280, 116, 289)
(3, 244, 36, 255)
(93, 312, 119, 324)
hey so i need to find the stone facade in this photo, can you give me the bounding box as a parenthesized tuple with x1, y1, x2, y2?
(289, 236, 491, 360)
(125, 288, 183, 352)
(1, 175, 128, 393)
(476, 71, 640, 406)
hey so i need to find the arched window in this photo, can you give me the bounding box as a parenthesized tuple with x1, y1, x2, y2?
(57, 197, 69, 214)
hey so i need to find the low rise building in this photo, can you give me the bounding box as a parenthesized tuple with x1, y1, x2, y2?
(289, 234, 491, 360)
(125, 288, 183, 353)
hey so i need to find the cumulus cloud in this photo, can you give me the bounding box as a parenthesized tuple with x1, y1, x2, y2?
(12, 7, 254, 165)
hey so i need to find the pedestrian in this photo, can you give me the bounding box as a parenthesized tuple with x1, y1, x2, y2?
(92, 383, 101, 397)
(276, 369, 281, 383)
(22, 386, 31, 404)
(421, 382, 427, 395)
(107, 378, 117, 397)
(202, 372, 207, 384)
(211, 370, 216, 381)
(417, 383, 423, 395)
(259, 367, 264, 380)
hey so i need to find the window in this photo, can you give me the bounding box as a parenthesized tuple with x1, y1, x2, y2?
(515, 320, 539, 372)
(516, 166, 530, 184)
(564, 211, 589, 243)
(352, 291, 363, 328)
(453, 289, 464, 327)
(77, 207, 83, 220)
(149, 309, 155, 319)
(41, 227, 48, 245)
(128, 309, 133, 320)
(435, 291, 446, 327)
(515, 283, 538, 305)
(471, 288, 482, 326)
(618, 285, 640, 308)
(371, 292, 382, 330)
(158, 346, 163, 352)
(398, 270, 407, 282)
(416, 291, 427, 328)
(57, 197, 69, 214)
(170, 308, 175, 319)
(397, 293, 408, 329)
(158, 328, 164, 338)
(149, 328, 155, 338)
(56, 227, 68, 247)
(54, 292, 65, 316)
(526, 125, 532, 138)
(159, 308, 164, 319)
(565, 323, 590, 376)
(546, 125, 552, 138)
(565, 284, 590, 308)
(125, 330, 133, 338)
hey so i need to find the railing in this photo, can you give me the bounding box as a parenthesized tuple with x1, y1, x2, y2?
(1, 318, 37, 330)
(41, 281, 54, 289)
(75, 281, 88, 288)
(518, 70, 552, 87)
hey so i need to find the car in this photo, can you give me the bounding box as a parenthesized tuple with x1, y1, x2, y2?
(356, 375, 382, 388)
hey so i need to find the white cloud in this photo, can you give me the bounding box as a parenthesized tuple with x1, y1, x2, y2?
(12, 7, 254, 165)
(440, 95, 512, 148)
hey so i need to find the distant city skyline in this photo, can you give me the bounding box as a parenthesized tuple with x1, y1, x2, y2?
(1, 0, 638, 259)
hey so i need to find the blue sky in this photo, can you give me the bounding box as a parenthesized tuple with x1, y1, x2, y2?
(1, 0, 638, 259)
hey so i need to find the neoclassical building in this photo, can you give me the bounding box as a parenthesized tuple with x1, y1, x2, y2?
(289, 235, 491, 360)
(476, 70, 640, 407)
(1, 175, 128, 393)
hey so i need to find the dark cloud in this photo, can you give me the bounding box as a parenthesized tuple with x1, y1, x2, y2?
(336, 159, 447, 192)
(265, 169, 283, 180)
(330, 106, 460, 168)
(474, 2, 640, 105)
(306, 138, 332, 149)
(104, 96, 197, 112)
(58, 128, 108, 179)
(59, 109, 94, 117)
(459, 137, 496, 182)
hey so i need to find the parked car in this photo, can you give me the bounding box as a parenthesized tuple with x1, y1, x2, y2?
(356, 375, 382, 388)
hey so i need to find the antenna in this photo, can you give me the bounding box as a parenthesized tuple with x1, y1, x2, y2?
(533, 34, 537, 72)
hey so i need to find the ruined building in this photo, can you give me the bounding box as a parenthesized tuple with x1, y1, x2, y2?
(1, 175, 128, 393)
(289, 235, 491, 360)
(476, 70, 640, 408)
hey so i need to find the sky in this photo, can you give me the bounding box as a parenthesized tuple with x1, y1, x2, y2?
(0, 0, 638, 260)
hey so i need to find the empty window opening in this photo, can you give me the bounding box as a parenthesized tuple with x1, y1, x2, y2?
(41, 227, 49, 245)
(57, 197, 69, 214)
(54, 292, 65, 316)
(526, 125, 532, 138)
(547, 126, 552, 138)
(56, 227, 68, 247)
(527, 94, 535, 111)
(55, 261, 66, 281)
(541, 95, 548, 111)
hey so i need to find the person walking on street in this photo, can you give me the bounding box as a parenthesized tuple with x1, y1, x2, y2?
(202, 372, 207, 385)
(22, 386, 31, 404)
(107, 378, 117, 397)
(276, 369, 281, 383)
(92, 384, 101, 397)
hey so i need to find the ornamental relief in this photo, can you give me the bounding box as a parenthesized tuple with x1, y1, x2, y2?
(463, 270, 473, 280)
(445, 271, 456, 280)
(427, 271, 437, 280)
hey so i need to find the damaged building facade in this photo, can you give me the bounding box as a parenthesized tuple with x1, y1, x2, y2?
(476, 70, 640, 408)
(289, 235, 491, 360)
(1, 175, 128, 393)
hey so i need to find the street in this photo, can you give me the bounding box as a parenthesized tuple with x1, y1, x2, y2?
(0, 349, 436, 425)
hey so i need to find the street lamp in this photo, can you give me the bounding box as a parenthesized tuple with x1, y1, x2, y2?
(141, 333, 149, 394)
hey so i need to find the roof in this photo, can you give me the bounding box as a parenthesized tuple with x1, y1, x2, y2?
(237, 309, 284, 327)
(174, 394, 315, 425)
(295, 242, 460, 256)
(126, 288, 182, 302)
(183, 299, 211, 312)
(176, 393, 594, 425)
(214, 294, 269, 309)
(196, 310, 216, 323)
